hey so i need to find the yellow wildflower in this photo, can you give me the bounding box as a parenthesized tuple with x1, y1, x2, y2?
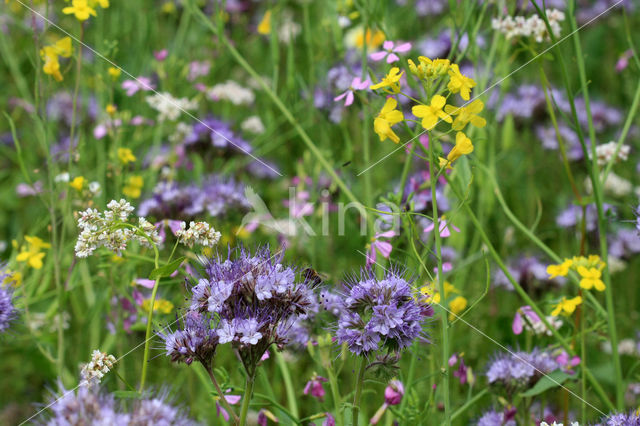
(412, 95, 452, 130)
(106, 104, 116, 115)
(123, 175, 144, 199)
(40, 37, 72, 82)
(141, 298, 174, 314)
(438, 157, 452, 170)
(108, 66, 121, 79)
(16, 236, 51, 269)
(577, 266, 605, 291)
(370, 67, 403, 93)
(408, 56, 450, 80)
(117, 148, 136, 164)
(551, 296, 582, 316)
(3, 270, 22, 287)
(373, 97, 404, 143)
(547, 259, 573, 278)
(448, 296, 468, 320)
(89, 0, 109, 8)
(353, 28, 385, 50)
(444, 99, 486, 131)
(62, 0, 97, 21)
(257, 10, 271, 35)
(447, 131, 474, 163)
(69, 176, 86, 192)
(447, 64, 476, 100)
(161, 1, 176, 14)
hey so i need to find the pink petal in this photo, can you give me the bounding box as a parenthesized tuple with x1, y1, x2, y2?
(135, 278, 156, 289)
(225, 395, 242, 405)
(386, 53, 399, 63)
(369, 51, 388, 61)
(382, 40, 395, 50)
(375, 230, 396, 239)
(344, 91, 354, 106)
(366, 247, 377, 266)
(334, 92, 347, 102)
(356, 79, 371, 90)
(394, 42, 412, 53)
(423, 223, 435, 233)
(512, 312, 523, 335)
(374, 241, 393, 258)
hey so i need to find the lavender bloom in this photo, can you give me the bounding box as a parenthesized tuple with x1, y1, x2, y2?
(556, 203, 616, 231)
(535, 123, 585, 161)
(191, 246, 315, 376)
(336, 268, 429, 355)
(609, 228, 640, 259)
(495, 85, 548, 121)
(475, 408, 517, 426)
(158, 311, 218, 366)
(138, 176, 249, 220)
(182, 116, 252, 155)
(595, 411, 640, 426)
(485, 348, 560, 395)
(0, 267, 17, 333)
(395, 0, 447, 16)
(46, 91, 98, 127)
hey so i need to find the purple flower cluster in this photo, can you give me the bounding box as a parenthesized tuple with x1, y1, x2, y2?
(336, 269, 429, 355)
(475, 408, 517, 426)
(556, 203, 616, 231)
(159, 311, 218, 366)
(187, 246, 315, 376)
(41, 385, 197, 425)
(485, 348, 560, 394)
(182, 116, 252, 156)
(0, 266, 17, 333)
(492, 255, 564, 293)
(138, 175, 249, 220)
(596, 411, 640, 426)
(395, 0, 448, 16)
(609, 228, 640, 259)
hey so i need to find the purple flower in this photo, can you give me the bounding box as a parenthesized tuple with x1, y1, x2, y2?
(333, 77, 370, 107)
(596, 410, 640, 426)
(485, 348, 560, 395)
(336, 268, 429, 355)
(0, 266, 17, 333)
(158, 311, 218, 366)
(122, 77, 155, 96)
(475, 408, 517, 426)
(154, 49, 168, 61)
(303, 374, 328, 401)
(512, 306, 540, 335)
(366, 230, 396, 266)
(370, 380, 404, 424)
(370, 40, 412, 63)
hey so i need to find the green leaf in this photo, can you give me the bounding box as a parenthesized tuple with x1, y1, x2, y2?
(149, 257, 186, 280)
(113, 390, 142, 399)
(520, 370, 575, 397)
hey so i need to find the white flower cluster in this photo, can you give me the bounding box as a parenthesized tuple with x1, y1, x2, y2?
(75, 199, 161, 258)
(585, 172, 633, 198)
(526, 315, 563, 336)
(80, 350, 117, 387)
(241, 116, 265, 134)
(175, 221, 221, 248)
(277, 12, 301, 43)
(593, 141, 630, 166)
(492, 9, 564, 42)
(146, 92, 197, 121)
(207, 80, 255, 105)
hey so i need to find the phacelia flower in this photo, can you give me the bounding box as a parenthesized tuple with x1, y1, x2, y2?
(485, 348, 560, 395)
(551, 296, 582, 316)
(373, 97, 404, 143)
(370, 67, 403, 93)
(369, 40, 412, 64)
(595, 410, 640, 426)
(447, 64, 476, 100)
(0, 266, 17, 333)
(80, 350, 117, 387)
(336, 268, 429, 355)
(159, 310, 218, 366)
(412, 95, 452, 130)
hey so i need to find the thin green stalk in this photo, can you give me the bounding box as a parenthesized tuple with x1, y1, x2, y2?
(326, 364, 344, 426)
(351, 357, 366, 426)
(399, 341, 418, 413)
(205, 363, 239, 424)
(427, 131, 450, 424)
(450, 388, 489, 421)
(138, 245, 161, 391)
(239, 375, 255, 426)
(275, 350, 299, 419)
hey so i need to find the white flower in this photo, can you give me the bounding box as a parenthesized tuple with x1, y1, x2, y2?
(80, 350, 117, 387)
(88, 181, 101, 195)
(592, 141, 630, 166)
(54, 172, 70, 183)
(585, 172, 632, 198)
(146, 92, 197, 121)
(241, 116, 265, 134)
(278, 12, 301, 43)
(492, 9, 564, 42)
(175, 221, 221, 248)
(207, 80, 255, 105)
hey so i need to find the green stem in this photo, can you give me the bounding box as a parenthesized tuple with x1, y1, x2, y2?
(451, 388, 489, 421)
(351, 357, 366, 426)
(239, 375, 255, 426)
(326, 363, 344, 426)
(205, 363, 239, 424)
(138, 245, 161, 391)
(275, 351, 299, 419)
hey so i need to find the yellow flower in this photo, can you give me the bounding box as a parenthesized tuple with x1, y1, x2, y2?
(89, 0, 109, 8)
(123, 175, 144, 199)
(577, 266, 605, 291)
(62, 0, 97, 21)
(108, 66, 121, 79)
(438, 157, 452, 170)
(16, 236, 51, 270)
(447, 131, 474, 163)
(412, 95, 452, 130)
(546, 259, 573, 279)
(373, 98, 404, 143)
(106, 104, 117, 115)
(408, 56, 450, 80)
(3, 270, 22, 287)
(447, 64, 476, 100)
(444, 99, 486, 131)
(353, 28, 385, 50)
(370, 67, 403, 93)
(257, 10, 271, 35)
(40, 37, 72, 82)
(69, 176, 86, 192)
(161, 1, 176, 14)
(551, 296, 582, 316)
(141, 298, 174, 314)
(118, 148, 136, 164)
(448, 296, 468, 320)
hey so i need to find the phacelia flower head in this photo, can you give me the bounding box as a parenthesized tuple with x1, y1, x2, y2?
(159, 310, 218, 366)
(190, 245, 315, 376)
(336, 268, 429, 355)
(595, 410, 640, 426)
(485, 348, 560, 396)
(0, 265, 17, 333)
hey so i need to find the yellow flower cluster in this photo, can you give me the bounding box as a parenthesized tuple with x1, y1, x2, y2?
(62, 0, 109, 21)
(371, 56, 485, 169)
(123, 176, 144, 199)
(419, 281, 468, 321)
(16, 236, 51, 270)
(141, 298, 174, 314)
(118, 148, 137, 165)
(40, 37, 72, 82)
(546, 255, 606, 291)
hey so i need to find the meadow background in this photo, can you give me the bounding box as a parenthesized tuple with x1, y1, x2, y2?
(1, 0, 640, 425)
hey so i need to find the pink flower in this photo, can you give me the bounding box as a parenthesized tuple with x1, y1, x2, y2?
(154, 49, 168, 61)
(216, 392, 241, 422)
(333, 76, 370, 107)
(303, 374, 328, 401)
(512, 305, 541, 335)
(556, 351, 580, 369)
(370, 380, 404, 424)
(616, 49, 633, 72)
(423, 217, 459, 238)
(122, 77, 155, 96)
(369, 40, 412, 63)
(135, 278, 156, 289)
(323, 413, 335, 426)
(366, 230, 396, 266)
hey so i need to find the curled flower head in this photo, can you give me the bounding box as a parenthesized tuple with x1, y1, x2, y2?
(485, 348, 560, 395)
(336, 268, 429, 355)
(159, 310, 218, 366)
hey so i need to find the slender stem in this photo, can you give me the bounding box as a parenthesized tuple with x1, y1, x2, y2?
(239, 375, 255, 426)
(138, 245, 161, 391)
(275, 350, 299, 419)
(427, 132, 450, 424)
(326, 363, 344, 426)
(205, 363, 239, 424)
(351, 357, 366, 426)
(450, 388, 489, 421)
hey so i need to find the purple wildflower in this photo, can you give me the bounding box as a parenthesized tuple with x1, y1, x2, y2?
(336, 268, 429, 355)
(333, 77, 370, 107)
(596, 410, 640, 426)
(485, 348, 560, 396)
(158, 310, 218, 366)
(369, 40, 412, 63)
(475, 408, 517, 426)
(303, 373, 328, 401)
(0, 267, 17, 333)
